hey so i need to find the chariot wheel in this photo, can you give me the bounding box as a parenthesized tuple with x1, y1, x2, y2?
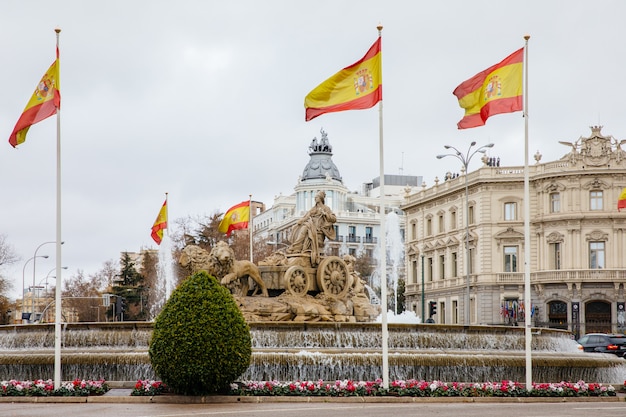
(316, 256, 351, 297)
(285, 265, 310, 296)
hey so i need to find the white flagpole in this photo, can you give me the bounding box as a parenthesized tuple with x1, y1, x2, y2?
(377, 24, 389, 389)
(249, 194, 253, 262)
(522, 34, 532, 391)
(53, 27, 63, 390)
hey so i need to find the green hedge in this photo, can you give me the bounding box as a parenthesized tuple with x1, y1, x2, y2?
(149, 271, 251, 395)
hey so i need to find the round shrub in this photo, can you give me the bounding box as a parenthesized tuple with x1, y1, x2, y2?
(149, 271, 251, 395)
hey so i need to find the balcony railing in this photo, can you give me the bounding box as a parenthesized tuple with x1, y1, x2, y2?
(406, 269, 626, 292)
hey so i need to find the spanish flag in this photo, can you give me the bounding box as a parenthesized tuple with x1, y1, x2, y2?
(151, 199, 168, 245)
(218, 200, 250, 237)
(9, 48, 61, 147)
(305, 37, 382, 122)
(618, 188, 626, 211)
(453, 47, 523, 129)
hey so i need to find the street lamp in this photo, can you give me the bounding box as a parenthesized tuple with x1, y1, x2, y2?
(437, 141, 494, 326)
(22, 255, 48, 321)
(32, 241, 64, 319)
(36, 266, 68, 321)
(40, 266, 68, 290)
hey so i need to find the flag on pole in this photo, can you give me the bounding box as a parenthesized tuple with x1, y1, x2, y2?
(219, 200, 250, 237)
(304, 38, 382, 122)
(618, 188, 626, 211)
(151, 199, 168, 245)
(453, 47, 523, 129)
(9, 48, 61, 147)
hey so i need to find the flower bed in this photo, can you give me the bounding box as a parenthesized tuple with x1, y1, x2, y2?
(0, 379, 109, 397)
(230, 379, 617, 398)
(131, 379, 169, 396)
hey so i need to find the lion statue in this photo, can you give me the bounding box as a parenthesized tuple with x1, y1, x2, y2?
(179, 242, 269, 297)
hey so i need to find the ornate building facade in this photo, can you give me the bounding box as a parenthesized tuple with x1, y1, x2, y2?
(402, 126, 626, 337)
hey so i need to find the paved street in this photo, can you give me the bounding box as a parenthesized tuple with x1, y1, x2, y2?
(1, 400, 625, 417)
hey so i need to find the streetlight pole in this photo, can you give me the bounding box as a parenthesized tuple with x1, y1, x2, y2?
(32, 241, 63, 320)
(22, 255, 48, 321)
(437, 141, 494, 326)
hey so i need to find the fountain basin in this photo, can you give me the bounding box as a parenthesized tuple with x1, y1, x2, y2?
(0, 322, 624, 384)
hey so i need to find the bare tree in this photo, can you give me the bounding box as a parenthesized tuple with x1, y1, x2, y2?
(62, 270, 103, 322)
(0, 235, 18, 324)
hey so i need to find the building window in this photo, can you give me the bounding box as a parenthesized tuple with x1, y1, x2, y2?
(333, 225, 339, 241)
(468, 248, 474, 274)
(504, 202, 517, 221)
(426, 218, 432, 236)
(550, 242, 561, 270)
(452, 252, 458, 277)
(411, 223, 416, 240)
(438, 214, 444, 234)
(412, 260, 418, 284)
(550, 192, 560, 213)
(450, 210, 457, 229)
(468, 206, 475, 225)
(504, 246, 518, 272)
(427, 257, 433, 281)
(439, 301, 445, 324)
(452, 300, 459, 324)
(590, 190, 603, 211)
(365, 248, 373, 259)
(439, 254, 445, 279)
(589, 241, 605, 269)
(348, 226, 356, 243)
(348, 248, 356, 257)
(365, 226, 373, 243)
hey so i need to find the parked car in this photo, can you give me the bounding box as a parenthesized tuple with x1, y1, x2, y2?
(577, 333, 626, 357)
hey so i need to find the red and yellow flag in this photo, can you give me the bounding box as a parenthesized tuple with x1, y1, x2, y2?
(618, 188, 626, 211)
(305, 38, 382, 122)
(218, 200, 250, 237)
(453, 47, 523, 129)
(9, 48, 61, 147)
(151, 199, 168, 245)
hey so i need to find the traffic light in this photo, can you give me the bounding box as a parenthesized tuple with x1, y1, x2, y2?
(115, 296, 122, 315)
(115, 296, 127, 321)
(429, 301, 437, 317)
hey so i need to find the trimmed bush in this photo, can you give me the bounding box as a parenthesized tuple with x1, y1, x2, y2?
(149, 271, 251, 395)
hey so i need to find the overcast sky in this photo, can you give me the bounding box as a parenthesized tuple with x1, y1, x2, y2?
(1, 1, 625, 299)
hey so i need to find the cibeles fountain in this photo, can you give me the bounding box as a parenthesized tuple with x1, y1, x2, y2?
(1, 193, 625, 385)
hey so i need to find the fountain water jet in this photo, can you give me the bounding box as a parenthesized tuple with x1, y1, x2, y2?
(151, 236, 175, 319)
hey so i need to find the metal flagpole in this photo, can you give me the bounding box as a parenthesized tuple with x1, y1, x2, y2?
(376, 24, 389, 389)
(249, 194, 253, 262)
(522, 34, 532, 391)
(53, 27, 63, 389)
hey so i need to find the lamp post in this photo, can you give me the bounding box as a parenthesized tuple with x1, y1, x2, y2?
(32, 241, 63, 320)
(22, 255, 48, 321)
(37, 266, 68, 321)
(437, 141, 494, 326)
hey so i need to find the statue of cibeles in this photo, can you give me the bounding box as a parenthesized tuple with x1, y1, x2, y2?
(286, 190, 336, 267)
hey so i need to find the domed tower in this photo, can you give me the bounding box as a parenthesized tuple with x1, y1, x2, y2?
(301, 128, 342, 181)
(295, 129, 348, 215)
